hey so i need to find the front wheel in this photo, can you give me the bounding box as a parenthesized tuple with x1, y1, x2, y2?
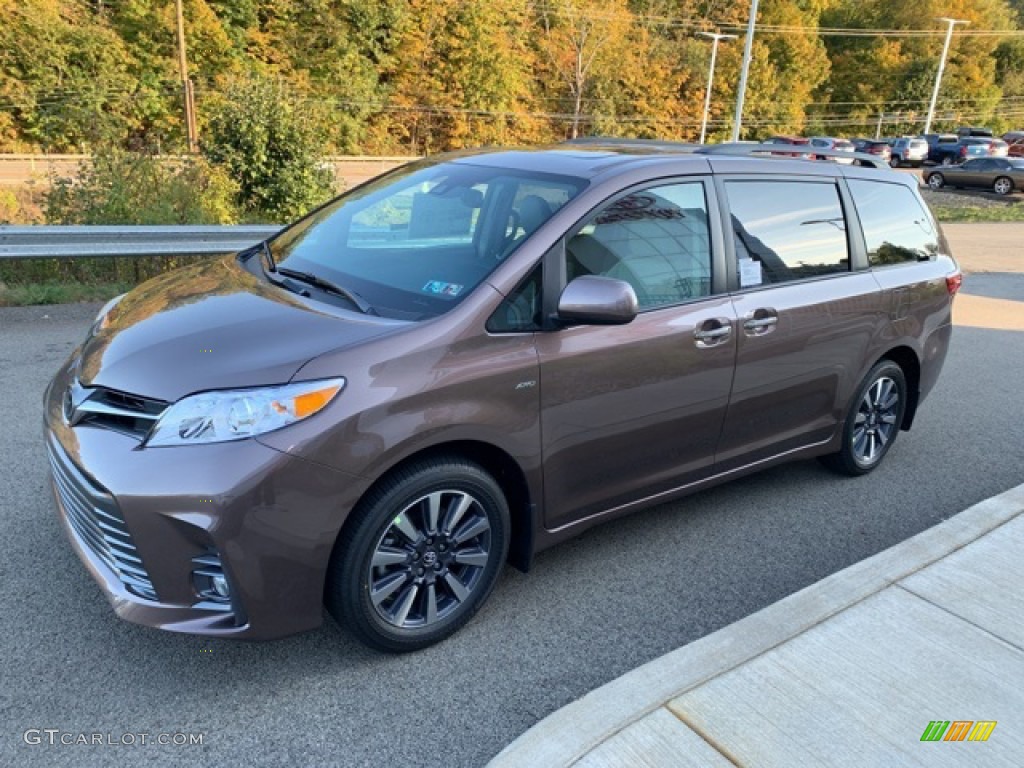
(820, 360, 907, 477)
(326, 458, 510, 652)
(994, 176, 1014, 196)
(927, 173, 945, 190)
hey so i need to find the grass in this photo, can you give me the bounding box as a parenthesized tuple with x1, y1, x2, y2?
(0, 281, 130, 307)
(930, 203, 1024, 222)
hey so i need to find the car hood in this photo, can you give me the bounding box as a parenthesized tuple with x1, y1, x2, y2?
(77, 255, 404, 402)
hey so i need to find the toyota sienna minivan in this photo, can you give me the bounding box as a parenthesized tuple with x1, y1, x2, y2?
(44, 142, 960, 651)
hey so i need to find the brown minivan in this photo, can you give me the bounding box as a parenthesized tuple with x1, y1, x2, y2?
(44, 142, 960, 651)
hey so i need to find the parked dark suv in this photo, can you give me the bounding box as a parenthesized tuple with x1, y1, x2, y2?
(44, 142, 960, 651)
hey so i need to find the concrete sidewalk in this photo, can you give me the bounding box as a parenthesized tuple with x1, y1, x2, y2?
(490, 482, 1024, 768)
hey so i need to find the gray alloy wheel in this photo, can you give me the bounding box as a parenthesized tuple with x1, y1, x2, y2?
(927, 173, 945, 190)
(820, 360, 907, 477)
(367, 489, 492, 629)
(993, 176, 1014, 196)
(941, 155, 954, 166)
(326, 457, 509, 652)
(890, 155, 900, 168)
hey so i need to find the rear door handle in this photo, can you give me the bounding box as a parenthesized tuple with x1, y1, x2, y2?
(694, 318, 733, 348)
(742, 309, 778, 336)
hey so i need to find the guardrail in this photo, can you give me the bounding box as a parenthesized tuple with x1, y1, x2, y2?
(0, 225, 283, 260)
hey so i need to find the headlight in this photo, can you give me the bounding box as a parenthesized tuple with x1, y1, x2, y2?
(145, 378, 345, 447)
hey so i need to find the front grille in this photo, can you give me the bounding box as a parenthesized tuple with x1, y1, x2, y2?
(47, 439, 158, 601)
(66, 383, 168, 440)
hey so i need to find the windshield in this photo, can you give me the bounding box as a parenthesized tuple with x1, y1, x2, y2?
(267, 159, 585, 320)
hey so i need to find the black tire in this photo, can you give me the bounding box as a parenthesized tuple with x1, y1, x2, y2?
(941, 155, 953, 166)
(889, 155, 900, 168)
(326, 457, 509, 652)
(993, 176, 1014, 196)
(820, 360, 907, 477)
(926, 173, 945, 190)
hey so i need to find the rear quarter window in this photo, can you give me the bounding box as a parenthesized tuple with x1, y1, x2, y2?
(848, 180, 939, 266)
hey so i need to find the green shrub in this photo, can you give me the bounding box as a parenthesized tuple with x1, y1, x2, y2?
(44, 150, 240, 225)
(203, 76, 337, 222)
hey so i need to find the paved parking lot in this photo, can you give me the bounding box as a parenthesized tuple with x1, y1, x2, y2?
(1, 226, 1022, 767)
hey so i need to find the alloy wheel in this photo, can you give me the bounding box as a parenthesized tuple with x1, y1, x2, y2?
(994, 177, 1013, 196)
(368, 489, 492, 629)
(851, 376, 900, 465)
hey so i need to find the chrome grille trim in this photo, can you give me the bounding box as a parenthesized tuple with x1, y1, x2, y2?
(65, 382, 168, 440)
(46, 438, 158, 602)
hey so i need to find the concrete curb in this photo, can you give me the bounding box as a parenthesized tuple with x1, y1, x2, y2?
(488, 481, 1024, 768)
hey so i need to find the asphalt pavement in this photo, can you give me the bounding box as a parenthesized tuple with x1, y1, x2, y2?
(1, 225, 1022, 767)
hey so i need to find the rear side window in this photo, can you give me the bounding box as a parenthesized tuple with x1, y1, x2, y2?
(725, 180, 849, 287)
(848, 180, 938, 266)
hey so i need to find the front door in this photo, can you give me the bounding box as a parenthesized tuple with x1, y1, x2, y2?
(536, 179, 737, 529)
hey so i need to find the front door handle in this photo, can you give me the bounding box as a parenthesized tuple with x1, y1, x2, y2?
(742, 309, 778, 336)
(694, 318, 733, 348)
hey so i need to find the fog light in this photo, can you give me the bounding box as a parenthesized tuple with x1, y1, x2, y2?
(211, 573, 230, 599)
(192, 551, 232, 610)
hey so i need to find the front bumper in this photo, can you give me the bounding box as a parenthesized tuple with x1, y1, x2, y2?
(43, 358, 370, 639)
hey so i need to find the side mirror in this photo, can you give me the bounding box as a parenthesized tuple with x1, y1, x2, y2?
(556, 275, 638, 326)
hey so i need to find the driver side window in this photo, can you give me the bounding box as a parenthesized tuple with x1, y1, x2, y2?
(564, 182, 712, 310)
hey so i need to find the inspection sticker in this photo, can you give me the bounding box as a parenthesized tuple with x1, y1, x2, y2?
(739, 258, 763, 288)
(423, 280, 464, 297)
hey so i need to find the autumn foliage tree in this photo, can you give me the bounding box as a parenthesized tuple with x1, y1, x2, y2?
(1, 0, 1023, 157)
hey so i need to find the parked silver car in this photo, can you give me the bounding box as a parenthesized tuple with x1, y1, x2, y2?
(810, 137, 856, 165)
(890, 137, 929, 167)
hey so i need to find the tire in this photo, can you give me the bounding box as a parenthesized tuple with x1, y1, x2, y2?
(325, 457, 510, 652)
(821, 360, 907, 477)
(926, 173, 945, 190)
(941, 156, 953, 166)
(890, 155, 900, 168)
(994, 176, 1014, 196)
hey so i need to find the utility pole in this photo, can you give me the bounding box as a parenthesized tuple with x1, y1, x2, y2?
(175, 0, 199, 153)
(923, 17, 968, 136)
(698, 32, 736, 144)
(731, 0, 760, 142)
(875, 112, 884, 140)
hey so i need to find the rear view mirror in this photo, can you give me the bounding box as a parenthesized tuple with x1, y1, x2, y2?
(557, 276, 638, 326)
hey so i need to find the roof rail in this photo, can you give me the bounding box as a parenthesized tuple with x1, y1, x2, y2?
(560, 137, 700, 152)
(695, 142, 890, 169)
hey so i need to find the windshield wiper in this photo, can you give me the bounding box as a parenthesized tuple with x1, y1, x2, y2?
(275, 267, 377, 315)
(261, 240, 276, 272)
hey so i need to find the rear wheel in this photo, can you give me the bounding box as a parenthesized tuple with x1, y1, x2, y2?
(927, 173, 945, 190)
(941, 155, 954, 166)
(821, 360, 907, 477)
(889, 155, 900, 168)
(326, 457, 510, 652)
(994, 176, 1014, 196)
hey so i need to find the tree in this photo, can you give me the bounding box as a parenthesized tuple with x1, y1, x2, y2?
(388, 0, 545, 152)
(536, 0, 632, 139)
(0, 0, 140, 151)
(202, 75, 335, 221)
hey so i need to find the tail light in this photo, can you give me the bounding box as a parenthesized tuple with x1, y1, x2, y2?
(959, 146, 968, 157)
(946, 272, 962, 296)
